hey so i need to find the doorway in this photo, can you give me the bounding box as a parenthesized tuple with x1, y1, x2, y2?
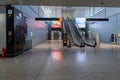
(51, 31, 61, 40)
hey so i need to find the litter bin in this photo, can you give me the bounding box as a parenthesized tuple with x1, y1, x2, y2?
(80, 40, 85, 47)
(67, 41, 71, 47)
(111, 34, 117, 43)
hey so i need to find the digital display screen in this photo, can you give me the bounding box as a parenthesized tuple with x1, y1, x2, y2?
(75, 18, 86, 28)
(51, 18, 62, 29)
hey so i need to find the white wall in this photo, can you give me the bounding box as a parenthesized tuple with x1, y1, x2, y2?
(91, 7, 120, 18)
(89, 8, 120, 44)
(106, 8, 120, 17)
(0, 6, 6, 54)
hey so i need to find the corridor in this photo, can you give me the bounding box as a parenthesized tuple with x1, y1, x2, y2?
(0, 40, 120, 80)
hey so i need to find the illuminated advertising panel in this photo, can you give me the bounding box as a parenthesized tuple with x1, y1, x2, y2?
(51, 18, 62, 29)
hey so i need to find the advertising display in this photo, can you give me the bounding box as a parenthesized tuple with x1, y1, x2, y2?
(6, 7, 28, 57)
(75, 18, 86, 28)
(14, 8, 27, 53)
(51, 18, 62, 29)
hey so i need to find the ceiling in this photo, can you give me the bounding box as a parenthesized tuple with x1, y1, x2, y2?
(1, 0, 120, 7)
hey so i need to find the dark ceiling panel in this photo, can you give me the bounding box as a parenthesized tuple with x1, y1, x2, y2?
(1, 0, 120, 7)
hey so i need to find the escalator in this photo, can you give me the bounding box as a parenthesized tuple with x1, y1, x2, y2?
(67, 19, 85, 47)
(63, 17, 96, 47)
(63, 19, 73, 43)
(71, 18, 96, 47)
(63, 19, 74, 47)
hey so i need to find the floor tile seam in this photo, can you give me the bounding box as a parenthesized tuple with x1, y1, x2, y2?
(1, 71, 120, 78)
(34, 49, 50, 80)
(0, 75, 36, 77)
(38, 71, 120, 76)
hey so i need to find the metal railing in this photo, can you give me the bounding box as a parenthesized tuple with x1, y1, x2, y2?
(72, 19, 96, 47)
(63, 18, 74, 46)
(66, 18, 83, 47)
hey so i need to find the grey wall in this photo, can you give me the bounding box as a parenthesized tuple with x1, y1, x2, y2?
(14, 6, 48, 46)
(0, 6, 6, 54)
(89, 8, 120, 44)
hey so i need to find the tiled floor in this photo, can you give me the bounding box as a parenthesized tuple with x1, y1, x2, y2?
(0, 40, 120, 80)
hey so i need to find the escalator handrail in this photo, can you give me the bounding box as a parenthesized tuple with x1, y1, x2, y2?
(66, 18, 81, 47)
(62, 19, 66, 33)
(71, 19, 84, 41)
(72, 19, 85, 40)
(63, 19, 74, 43)
(72, 19, 96, 47)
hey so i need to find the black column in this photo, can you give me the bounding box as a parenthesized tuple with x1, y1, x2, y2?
(6, 6, 15, 56)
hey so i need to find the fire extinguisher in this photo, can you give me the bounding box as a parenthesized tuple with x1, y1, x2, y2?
(1, 48, 7, 58)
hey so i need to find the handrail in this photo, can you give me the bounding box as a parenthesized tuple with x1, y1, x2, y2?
(62, 19, 66, 33)
(72, 19, 84, 40)
(66, 19, 77, 44)
(71, 20, 83, 40)
(72, 19, 96, 47)
(63, 18, 73, 43)
(66, 18, 81, 47)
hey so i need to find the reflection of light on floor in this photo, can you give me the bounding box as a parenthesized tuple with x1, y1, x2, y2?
(51, 50, 62, 61)
(100, 43, 120, 49)
(50, 40, 62, 49)
(76, 51, 86, 62)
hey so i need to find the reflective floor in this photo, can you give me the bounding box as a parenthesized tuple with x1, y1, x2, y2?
(0, 40, 120, 80)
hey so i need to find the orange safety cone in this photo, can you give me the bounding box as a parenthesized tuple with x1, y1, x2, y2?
(1, 48, 7, 58)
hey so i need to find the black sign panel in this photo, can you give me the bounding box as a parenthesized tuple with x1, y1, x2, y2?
(6, 7, 14, 55)
(35, 18, 59, 21)
(86, 18, 109, 21)
(63, 33, 67, 46)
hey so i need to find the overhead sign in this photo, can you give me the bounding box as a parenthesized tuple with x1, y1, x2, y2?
(86, 18, 109, 21)
(35, 18, 59, 21)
